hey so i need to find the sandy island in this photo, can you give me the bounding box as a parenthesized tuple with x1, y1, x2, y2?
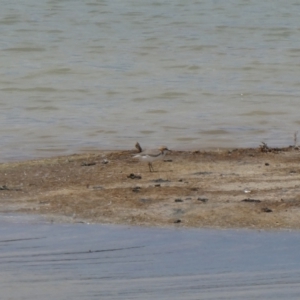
(1, 145, 300, 230)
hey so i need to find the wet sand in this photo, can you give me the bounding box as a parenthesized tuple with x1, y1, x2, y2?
(1, 146, 300, 229)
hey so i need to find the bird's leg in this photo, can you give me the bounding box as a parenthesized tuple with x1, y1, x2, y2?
(148, 162, 154, 172)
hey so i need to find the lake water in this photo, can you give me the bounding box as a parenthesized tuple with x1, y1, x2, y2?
(1, 214, 300, 299)
(1, 0, 300, 161)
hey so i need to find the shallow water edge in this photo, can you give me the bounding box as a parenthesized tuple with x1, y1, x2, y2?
(1, 213, 300, 300)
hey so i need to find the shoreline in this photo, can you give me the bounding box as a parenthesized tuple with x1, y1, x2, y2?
(1, 146, 300, 230)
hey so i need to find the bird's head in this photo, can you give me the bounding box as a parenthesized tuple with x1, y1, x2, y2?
(159, 146, 171, 154)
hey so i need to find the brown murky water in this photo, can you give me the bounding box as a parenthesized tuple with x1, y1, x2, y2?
(1, 1, 300, 162)
(1, 214, 300, 299)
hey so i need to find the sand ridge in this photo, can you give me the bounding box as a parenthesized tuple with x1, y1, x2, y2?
(1, 146, 300, 229)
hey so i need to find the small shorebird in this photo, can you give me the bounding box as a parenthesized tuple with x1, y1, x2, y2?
(133, 146, 170, 172)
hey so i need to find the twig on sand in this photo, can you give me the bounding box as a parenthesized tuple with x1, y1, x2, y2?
(294, 131, 298, 148)
(135, 142, 143, 153)
(259, 142, 269, 152)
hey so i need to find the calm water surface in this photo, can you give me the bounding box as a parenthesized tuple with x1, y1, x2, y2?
(1, 0, 300, 161)
(0, 214, 300, 299)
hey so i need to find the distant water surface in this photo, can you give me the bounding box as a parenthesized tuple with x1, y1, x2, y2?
(1, 0, 300, 161)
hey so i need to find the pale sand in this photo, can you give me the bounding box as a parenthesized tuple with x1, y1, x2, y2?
(1, 146, 300, 229)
